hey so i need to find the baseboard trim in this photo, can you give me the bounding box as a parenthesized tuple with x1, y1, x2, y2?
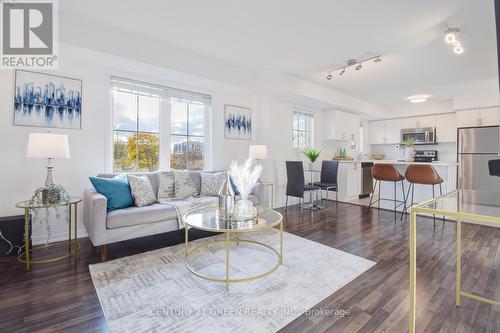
(32, 229, 89, 246)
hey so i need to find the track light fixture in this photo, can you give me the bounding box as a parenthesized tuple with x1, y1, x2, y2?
(325, 55, 382, 80)
(444, 27, 464, 54)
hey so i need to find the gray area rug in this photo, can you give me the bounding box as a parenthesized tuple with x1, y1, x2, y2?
(89, 230, 375, 333)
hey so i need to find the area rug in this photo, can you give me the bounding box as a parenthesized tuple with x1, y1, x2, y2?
(89, 230, 375, 333)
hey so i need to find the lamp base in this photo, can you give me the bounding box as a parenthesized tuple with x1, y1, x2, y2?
(45, 158, 54, 187)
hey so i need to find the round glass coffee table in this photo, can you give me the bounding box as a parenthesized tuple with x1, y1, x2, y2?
(183, 206, 283, 290)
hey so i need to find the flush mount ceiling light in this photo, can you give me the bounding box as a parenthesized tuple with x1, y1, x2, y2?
(325, 55, 382, 80)
(408, 94, 430, 103)
(444, 27, 464, 54)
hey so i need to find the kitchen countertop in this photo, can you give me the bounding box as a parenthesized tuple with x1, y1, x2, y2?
(335, 159, 458, 166)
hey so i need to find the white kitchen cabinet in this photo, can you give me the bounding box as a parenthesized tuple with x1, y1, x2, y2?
(369, 119, 401, 144)
(337, 162, 361, 201)
(479, 108, 499, 126)
(369, 120, 386, 144)
(456, 108, 499, 127)
(323, 110, 359, 142)
(435, 113, 457, 142)
(401, 116, 435, 129)
(384, 119, 402, 143)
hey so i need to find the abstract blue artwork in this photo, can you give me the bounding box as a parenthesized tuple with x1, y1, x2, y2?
(224, 104, 251, 140)
(14, 70, 82, 129)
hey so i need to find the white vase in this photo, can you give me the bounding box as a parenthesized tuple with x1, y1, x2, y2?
(309, 162, 315, 171)
(405, 147, 415, 162)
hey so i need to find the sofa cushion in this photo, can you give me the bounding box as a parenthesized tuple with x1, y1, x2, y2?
(89, 175, 134, 212)
(200, 172, 226, 196)
(174, 170, 198, 199)
(157, 171, 175, 201)
(106, 203, 178, 229)
(128, 175, 157, 207)
(97, 172, 159, 196)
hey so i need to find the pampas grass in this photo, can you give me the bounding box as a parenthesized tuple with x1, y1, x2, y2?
(229, 158, 262, 201)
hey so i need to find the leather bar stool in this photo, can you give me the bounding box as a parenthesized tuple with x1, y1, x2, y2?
(403, 164, 445, 226)
(368, 164, 406, 219)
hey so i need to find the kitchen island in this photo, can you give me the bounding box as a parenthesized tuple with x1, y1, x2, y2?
(334, 160, 457, 213)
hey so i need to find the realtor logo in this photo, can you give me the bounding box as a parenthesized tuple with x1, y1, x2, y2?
(1, 0, 58, 68)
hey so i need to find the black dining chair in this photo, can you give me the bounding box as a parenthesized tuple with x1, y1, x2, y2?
(313, 160, 339, 205)
(285, 161, 320, 211)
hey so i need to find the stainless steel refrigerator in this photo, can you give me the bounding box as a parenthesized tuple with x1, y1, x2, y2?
(458, 126, 500, 190)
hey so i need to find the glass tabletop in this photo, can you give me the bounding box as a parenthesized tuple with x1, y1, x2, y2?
(184, 206, 283, 232)
(414, 190, 500, 223)
(15, 197, 82, 209)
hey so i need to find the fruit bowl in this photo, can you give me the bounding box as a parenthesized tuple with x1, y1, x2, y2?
(371, 153, 386, 160)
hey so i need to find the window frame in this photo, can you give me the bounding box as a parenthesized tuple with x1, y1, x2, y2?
(110, 76, 211, 172)
(292, 110, 314, 150)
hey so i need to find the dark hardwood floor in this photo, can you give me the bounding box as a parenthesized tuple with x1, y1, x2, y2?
(0, 202, 499, 332)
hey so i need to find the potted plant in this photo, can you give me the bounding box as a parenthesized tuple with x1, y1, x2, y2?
(303, 148, 321, 170)
(403, 138, 415, 162)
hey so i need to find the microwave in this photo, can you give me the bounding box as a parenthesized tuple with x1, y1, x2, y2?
(400, 127, 436, 145)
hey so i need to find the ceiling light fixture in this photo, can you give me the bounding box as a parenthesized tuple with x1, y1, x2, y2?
(324, 55, 382, 80)
(408, 94, 430, 103)
(444, 27, 464, 54)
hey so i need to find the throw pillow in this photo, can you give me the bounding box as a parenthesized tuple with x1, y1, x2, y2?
(89, 174, 134, 212)
(173, 170, 198, 199)
(128, 175, 157, 207)
(200, 172, 227, 196)
(157, 171, 175, 201)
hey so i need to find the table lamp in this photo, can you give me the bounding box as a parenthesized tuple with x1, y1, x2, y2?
(26, 133, 70, 187)
(249, 145, 267, 183)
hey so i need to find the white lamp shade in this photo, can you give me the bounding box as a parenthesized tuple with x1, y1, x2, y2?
(249, 145, 268, 160)
(26, 133, 70, 159)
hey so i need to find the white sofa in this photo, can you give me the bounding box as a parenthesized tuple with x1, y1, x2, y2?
(83, 171, 261, 260)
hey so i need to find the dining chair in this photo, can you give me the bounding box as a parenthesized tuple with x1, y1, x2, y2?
(313, 160, 339, 205)
(285, 161, 320, 211)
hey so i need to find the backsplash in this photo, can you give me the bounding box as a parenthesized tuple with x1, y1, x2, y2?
(370, 142, 457, 162)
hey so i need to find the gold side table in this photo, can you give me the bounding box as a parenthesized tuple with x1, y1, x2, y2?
(15, 197, 82, 271)
(259, 181, 274, 208)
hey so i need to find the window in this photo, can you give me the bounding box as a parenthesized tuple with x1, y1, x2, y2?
(112, 77, 210, 172)
(170, 98, 205, 170)
(292, 111, 314, 149)
(113, 89, 160, 172)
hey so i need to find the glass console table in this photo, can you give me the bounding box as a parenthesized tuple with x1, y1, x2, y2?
(409, 190, 500, 333)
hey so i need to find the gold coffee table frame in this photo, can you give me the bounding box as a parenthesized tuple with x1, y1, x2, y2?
(15, 197, 82, 271)
(183, 207, 283, 291)
(409, 190, 500, 333)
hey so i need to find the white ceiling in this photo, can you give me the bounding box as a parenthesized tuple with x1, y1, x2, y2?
(62, 0, 498, 108)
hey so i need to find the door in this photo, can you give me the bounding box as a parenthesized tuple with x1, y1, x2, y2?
(458, 154, 500, 191)
(435, 113, 457, 142)
(479, 108, 499, 126)
(401, 117, 419, 129)
(456, 110, 480, 127)
(458, 127, 499, 154)
(384, 119, 402, 143)
(369, 121, 385, 144)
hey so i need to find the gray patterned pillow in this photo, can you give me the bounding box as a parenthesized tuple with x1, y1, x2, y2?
(173, 170, 198, 199)
(128, 175, 156, 207)
(157, 171, 175, 201)
(200, 172, 226, 196)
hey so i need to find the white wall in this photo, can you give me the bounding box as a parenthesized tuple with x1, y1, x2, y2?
(0, 44, 330, 244)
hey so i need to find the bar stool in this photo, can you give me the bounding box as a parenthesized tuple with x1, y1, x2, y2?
(403, 164, 445, 226)
(368, 164, 406, 219)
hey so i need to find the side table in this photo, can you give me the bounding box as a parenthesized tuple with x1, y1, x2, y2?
(259, 181, 274, 208)
(15, 197, 81, 271)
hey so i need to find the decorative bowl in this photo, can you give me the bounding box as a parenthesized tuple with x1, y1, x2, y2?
(371, 153, 386, 160)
